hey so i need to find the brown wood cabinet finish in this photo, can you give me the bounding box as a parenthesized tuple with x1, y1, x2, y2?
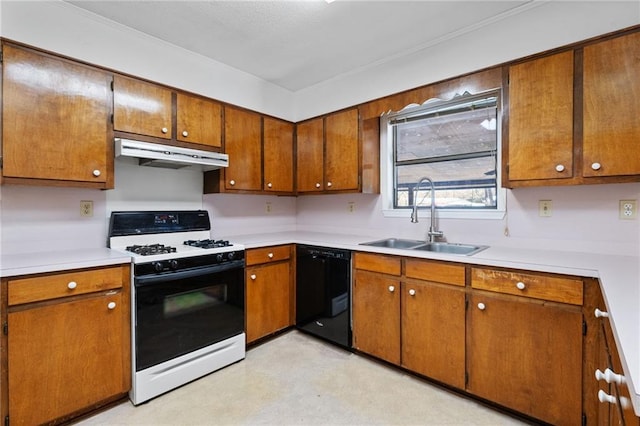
(325, 108, 359, 192)
(224, 106, 262, 191)
(296, 117, 325, 192)
(176, 92, 222, 148)
(353, 252, 402, 276)
(467, 292, 583, 425)
(2, 43, 113, 188)
(113, 74, 173, 139)
(583, 31, 640, 178)
(263, 117, 294, 193)
(506, 51, 574, 182)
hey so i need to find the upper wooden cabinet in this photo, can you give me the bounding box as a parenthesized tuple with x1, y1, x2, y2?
(113, 75, 222, 148)
(505, 30, 640, 187)
(223, 106, 262, 191)
(296, 108, 360, 193)
(263, 117, 294, 193)
(506, 51, 574, 183)
(583, 31, 640, 178)
(1, 43, 113, 188)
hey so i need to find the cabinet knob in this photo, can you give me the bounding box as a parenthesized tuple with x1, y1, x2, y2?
(327, 181, 333, 188)
(591, 162, 602, 171)
(388, 285, 395, 293)
(477, 302, 486, 311)
(229, 180, 236, 186)
(67, 281, 77, 290)
(161, 127, 168, 134)
(516, 281, 526, 290)
(408, 289, 416, 296)
(182, 130, 188, 137)
(594, 308, 609, 318)
(92, 169, 101, 177)
(250, 274, 257, 280)
(555, 164, 565, 172)
(267, 182, 273, 188)
(315, 183, 321, 188)
(107, 301, 116, 310)
(267, 252, 274, 259)
(598, 390, 617, 405)
(595, 368, 625, 385)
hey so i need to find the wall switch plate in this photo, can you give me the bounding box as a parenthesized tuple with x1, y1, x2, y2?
(265, 202, 272, 214)
(348, 201, 355, 213)
(538, 200, 552, 217)
(619, 200, 637, 220)
(80, 200, 93, 217)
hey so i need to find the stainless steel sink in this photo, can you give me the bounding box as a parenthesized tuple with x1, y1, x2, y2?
(360, 238, 427, 249)
(411, 242, 489, 256)
(360, 238, 489, 256)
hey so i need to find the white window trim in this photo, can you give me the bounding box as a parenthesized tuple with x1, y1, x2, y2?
(379, 97, 506, 220)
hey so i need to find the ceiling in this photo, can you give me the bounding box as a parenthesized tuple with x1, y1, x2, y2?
(65, 0, 532, 92)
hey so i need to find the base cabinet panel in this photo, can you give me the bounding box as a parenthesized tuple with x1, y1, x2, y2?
(467, 293, 583, 425)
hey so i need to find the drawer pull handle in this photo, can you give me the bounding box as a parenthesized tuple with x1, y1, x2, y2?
(92, 169, 101, 177)
(408, 289, 416, 296)
(161, 127, 168, 134)
(229, 180, 236, 186)
(591, 162, 602, 171)
(268, 253, 274, 259)
(250, 274, 257, 280)
(594, 308, 609, 318)
(388, 285, 395, 293)
(595, 368, 625, 385)
(315, 183, 321, 188)
(182, 130, 188, 137)
(267, 182, 273, 188)
(516, 281, 526, 290)
(555, 164, 565, 172)
(327, 181, 332, 188)
(107, 301, 116, 310)
(598, 390, 617, 405)
(477, 302, 486, 311)
(67, 281, 77, 290)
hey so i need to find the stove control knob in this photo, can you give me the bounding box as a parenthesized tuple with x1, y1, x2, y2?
(216, 254, 224, 262)
(152, 261, 164, 272)
(227, 251, 236, 261)
(169, 259, 179, 270)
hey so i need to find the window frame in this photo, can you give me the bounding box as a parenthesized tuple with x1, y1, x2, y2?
(380, 90, 506, 220)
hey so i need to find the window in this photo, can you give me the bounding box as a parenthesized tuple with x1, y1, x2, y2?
(381, 91, 505, 219)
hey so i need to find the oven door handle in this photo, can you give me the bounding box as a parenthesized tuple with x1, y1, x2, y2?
(135, 260, 244, 287)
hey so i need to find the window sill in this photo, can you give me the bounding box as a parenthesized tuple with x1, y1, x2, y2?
(382, 208, 506, 220)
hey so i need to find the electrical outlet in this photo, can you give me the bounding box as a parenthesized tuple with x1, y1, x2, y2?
(538, 200, 552, 217)
(619, 200, 637, 220)
(80, 200, 93, 217)
(347, 201, 355, 213)
(265, 202, 272, 214)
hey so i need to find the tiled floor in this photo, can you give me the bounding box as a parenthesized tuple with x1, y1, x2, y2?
(77, 331, 527, 425)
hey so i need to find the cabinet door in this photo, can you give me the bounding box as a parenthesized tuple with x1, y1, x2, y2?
(296, 118, 324, 192)
(467, 293, 583, 426)
(8, 293, 127, 425)
(2, 44, 111, 185)
(325, 108, 359, 191)
(583, 32, 640, 177)
(176, 92, 222, 148)
(507, 51, 574, 182)
(352, 270, 400, 365)
(401, 281, 465, 389)
(224, 107, 262, 191)
(246, 262, 291, 343)
(263, 117, 294, 193)
(113, 74, 172, 139)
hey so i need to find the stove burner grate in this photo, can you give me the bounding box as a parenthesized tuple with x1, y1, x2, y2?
(126, 244, 177, 256)
(183, 239, 232, 249)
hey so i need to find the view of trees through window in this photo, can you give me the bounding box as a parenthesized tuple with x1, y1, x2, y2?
(390, 93, 499, 209)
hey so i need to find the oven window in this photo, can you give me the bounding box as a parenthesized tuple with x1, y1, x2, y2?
(164, 286, 226, 317)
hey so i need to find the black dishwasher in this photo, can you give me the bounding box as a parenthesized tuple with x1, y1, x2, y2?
(296, 245, 352, 349)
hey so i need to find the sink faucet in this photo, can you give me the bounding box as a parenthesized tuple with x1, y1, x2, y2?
(410, 176, 444, 243)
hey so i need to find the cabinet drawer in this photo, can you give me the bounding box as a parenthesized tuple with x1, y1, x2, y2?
(8, 266, 124, 306)
(471, 267, 583, 305)
(246, 245, 291, 266)
(354, 252, 401, 276)
(405, 259, 465, 287)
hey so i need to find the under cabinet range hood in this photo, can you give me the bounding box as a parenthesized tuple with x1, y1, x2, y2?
(115, 138, 229, 171)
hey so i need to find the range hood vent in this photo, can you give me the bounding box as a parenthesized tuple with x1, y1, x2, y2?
(115, 138, 228, 171)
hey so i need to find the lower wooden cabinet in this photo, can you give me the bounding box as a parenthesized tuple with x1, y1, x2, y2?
(3, 264, 131, 425)
(245, 245, 293, 343)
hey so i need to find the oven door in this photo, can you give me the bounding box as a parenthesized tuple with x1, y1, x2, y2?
(134, 261, 244, 371)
